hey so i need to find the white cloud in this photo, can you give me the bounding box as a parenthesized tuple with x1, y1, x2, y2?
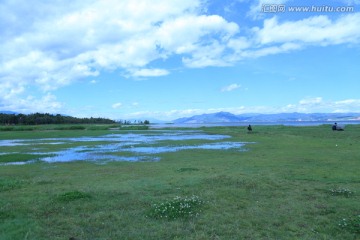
(227, 37, 251, 53)
(1, 1, 360, 93)
(0, 0, 238, 112)
(1, 0, 360, 115)
(242, 42, 302, 58)
(112, 102, 123, 109)
(254, 14, 360, 45)
(156, 14, 239, 67)
(229, 13, 360, 59)
(0, 0, 239, 84)
(130, 68, 169, 78)
(333, 99, 360, 112)
(0, 93, 63, 114)
(0, 0, 240, 107)
(299, 97, 323, 106)
(182, 41, 232, 68)
(281, 97, 360, 113)
(221, 84, 241, 92)
(156, 15, 238, 53)
(2, 1, 360, 91)
(126, 108, 205, 120)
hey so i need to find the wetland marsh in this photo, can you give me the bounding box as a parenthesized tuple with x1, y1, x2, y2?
(0, 130, 249, 165)
(0, 124, 359, 239)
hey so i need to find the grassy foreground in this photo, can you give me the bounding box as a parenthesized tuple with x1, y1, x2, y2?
(0, 125, 359, 239)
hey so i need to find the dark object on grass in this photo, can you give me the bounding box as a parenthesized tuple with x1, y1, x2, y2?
(247, 124, 252, 132)
(332, 123, 345, 131)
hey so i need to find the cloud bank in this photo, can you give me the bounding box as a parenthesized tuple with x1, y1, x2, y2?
(1, 0, 360, 114)
(126, 97, 360, 120)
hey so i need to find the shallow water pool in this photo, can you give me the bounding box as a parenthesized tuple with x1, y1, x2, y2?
(0, 130, 251, 165)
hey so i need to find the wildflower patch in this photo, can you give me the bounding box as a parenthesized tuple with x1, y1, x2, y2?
(329, 187, 354, 198)
(147, 195, 204, 220)
(338, 215, 360, 234)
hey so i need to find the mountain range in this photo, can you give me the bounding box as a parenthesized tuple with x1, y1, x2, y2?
(2, 111, 360, 123)
(173, 112, 360, 123)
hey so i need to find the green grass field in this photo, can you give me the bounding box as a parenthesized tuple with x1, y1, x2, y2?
(0, 124, 359, 239)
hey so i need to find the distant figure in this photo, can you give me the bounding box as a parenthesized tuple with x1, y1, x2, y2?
(332, 122, 345, 131)
(332, 122, 337, 131)
(247, 124, 252, 132)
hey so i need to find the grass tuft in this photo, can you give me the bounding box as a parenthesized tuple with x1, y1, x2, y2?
(57, 190, 92, 202)
(0, 178, 24, 192)
(177, 167, 200, 172)
(0, 210, 13, 220)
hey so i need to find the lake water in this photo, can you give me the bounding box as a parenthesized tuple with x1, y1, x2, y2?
(0, 130, 251, 165)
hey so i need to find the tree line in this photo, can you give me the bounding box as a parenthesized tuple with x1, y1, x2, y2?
(0, 113, 115, 125)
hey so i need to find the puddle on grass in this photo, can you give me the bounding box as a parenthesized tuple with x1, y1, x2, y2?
(1, 160, 37, 166)
(0, 131, 230, 147)
(128, 142, 246, 154)
(0, 140, 28, 146)
(0, 130, 251, 165)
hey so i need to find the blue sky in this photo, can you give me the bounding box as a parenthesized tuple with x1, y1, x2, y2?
(1, 0, 359, 120)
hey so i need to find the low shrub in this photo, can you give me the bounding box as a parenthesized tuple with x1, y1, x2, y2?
(0, 126, 14, 131)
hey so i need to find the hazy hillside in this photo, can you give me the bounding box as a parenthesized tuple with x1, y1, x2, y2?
(174, 112, 241, 123)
